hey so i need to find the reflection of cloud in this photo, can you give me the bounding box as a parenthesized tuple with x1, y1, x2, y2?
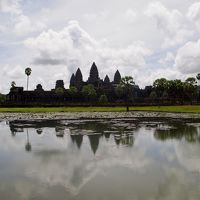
(25, 133, 151, 196)
(1, 121, 200, 199)
(175, 142, 200, 173)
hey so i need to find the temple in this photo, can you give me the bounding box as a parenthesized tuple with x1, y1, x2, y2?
(6, 62, 151, 105)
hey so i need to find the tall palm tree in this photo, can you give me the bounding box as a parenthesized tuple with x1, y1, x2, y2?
(25, 129, 32, 152)
(25, 67, 32, 90)
(120, 76, 135, 111)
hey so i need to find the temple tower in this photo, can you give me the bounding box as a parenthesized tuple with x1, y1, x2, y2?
(70, 73, 75, 87)
(114, 70, 121, 84)
(74, 68, 83, 90)
(104, 75, 110, 84)
(55, 80, 65, 89)
(88, 62, 99, 84)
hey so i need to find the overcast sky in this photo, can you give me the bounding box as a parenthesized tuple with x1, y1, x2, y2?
(0, 0, 200, 93)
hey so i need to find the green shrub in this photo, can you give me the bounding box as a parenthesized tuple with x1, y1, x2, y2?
(99, 95, 108, 104)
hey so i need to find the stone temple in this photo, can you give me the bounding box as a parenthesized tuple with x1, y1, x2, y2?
(7, 62, 150, 104)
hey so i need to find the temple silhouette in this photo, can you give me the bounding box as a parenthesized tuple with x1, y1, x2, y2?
(6, 62, 152, 105)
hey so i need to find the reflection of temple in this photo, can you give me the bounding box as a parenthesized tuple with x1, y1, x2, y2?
(8, 120, 138, 155)
(88, 134, 101, 154)
(114, 132, 134, 146)
(70, 134, 83, 149)
(55, 126, 65, 137)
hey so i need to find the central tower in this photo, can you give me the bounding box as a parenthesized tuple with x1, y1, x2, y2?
(87, 62, 99, 84)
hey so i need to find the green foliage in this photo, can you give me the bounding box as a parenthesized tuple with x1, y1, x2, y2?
(98, 95, 108, 104)
(82, 84, 97, 101)
(153, 78, 168, 91)
(25, 67, 32, 90)
(167, 79, 184, 98)
(55, 87, 64, 95)
(68, 86, 78, 101)
(185, 77, 197, 86)
(115, 84, 125, 98)
(149, 91, 157, 99)
(162, 90, 168, 98)
(183, 77, 197, 100)
(120, 76, 135, 88)
(25, 67, 32, 76)
(119, 76, 135, 97)
(0, 94, 5, 104)
(120, 76, 135, 111)
(68, 86, 78, 95)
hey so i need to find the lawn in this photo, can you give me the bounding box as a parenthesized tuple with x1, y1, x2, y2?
(0, 105, 200, 113)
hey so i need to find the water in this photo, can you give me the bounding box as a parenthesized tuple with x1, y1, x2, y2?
(0, 119, 200, 200)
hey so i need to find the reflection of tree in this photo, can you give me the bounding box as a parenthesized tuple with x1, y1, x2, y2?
(154, 124, 200, 143)
(36, 128, 43, 135)
(88, 134, 101, 154)
(25, 129, 32, 152)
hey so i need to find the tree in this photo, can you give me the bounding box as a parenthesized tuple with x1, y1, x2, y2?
(82, 84, 97, 102)
(120, 76, 135, 111)
(25, 67, 32, 90)
(68, 86, 78, 101)
(153, 78, 168, 97)
(55, 87, 64, 95)
(149, 91, 157, 98)
(99, 94, 108, 104)
(184, 77, 197, 103)
(25, 129, 31, 152)
(115, 84, 125, 100)
(0, 94, 5, 104)
(167, 79, 184, 103)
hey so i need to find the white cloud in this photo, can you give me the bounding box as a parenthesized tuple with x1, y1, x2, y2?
(24, 20, 152, 84)
(83, 10, 109, 21)
(0, 24, 6, 32)
(14, 15, 46, 36)
(0, 0, 21, 14)
(159, 52, 175, 65)
(145, 1, 193, 48)
(125, 9, 137, 22)
(175, 39, 200, 74)
(1, 0, 200, 93)
(187, 2, 200, 30)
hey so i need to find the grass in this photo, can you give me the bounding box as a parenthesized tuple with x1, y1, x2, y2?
(0, 105, 200, 113)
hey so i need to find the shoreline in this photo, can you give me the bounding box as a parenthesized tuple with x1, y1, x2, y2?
(1, 111, 200, 122)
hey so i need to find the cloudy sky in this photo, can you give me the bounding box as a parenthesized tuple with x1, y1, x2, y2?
(0, 0, 200, 93)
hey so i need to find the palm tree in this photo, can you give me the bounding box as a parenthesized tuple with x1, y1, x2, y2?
(120, 76, 135, 111)
(25, 67, 32, 90)
(25, 129, 32, 152)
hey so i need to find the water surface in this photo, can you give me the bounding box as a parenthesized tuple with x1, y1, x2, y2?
(0, 119, 200, 200)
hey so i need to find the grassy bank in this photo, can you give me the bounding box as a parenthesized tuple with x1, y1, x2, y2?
(0, 105, 200, 113)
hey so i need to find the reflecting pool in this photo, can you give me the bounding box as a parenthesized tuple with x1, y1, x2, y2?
(0, 119, 200, 200)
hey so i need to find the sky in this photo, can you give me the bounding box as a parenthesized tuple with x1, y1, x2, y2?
(0, 0, 200, 93)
